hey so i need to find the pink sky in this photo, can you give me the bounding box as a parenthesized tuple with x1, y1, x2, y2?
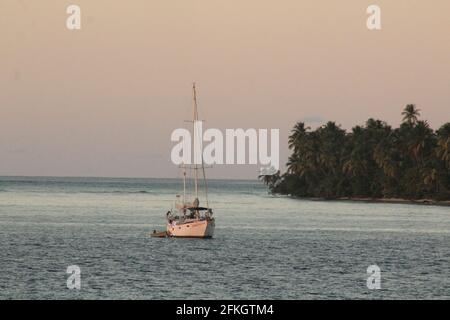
(1, 0, 449, 179)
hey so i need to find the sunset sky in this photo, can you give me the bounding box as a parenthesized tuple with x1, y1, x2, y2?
(1, 0, 449, 179)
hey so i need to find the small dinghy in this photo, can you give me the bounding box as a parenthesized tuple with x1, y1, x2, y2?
(150, 230, 168, 238)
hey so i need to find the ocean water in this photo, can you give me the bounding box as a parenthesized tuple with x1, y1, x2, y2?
(0, 176, 449, 299)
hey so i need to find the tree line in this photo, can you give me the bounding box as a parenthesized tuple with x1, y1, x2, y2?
(260, 105, 450, 201)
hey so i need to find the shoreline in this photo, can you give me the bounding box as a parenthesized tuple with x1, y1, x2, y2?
(287, 195, 450, 207)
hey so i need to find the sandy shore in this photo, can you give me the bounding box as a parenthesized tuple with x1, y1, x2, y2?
(289, 196, 450, 207)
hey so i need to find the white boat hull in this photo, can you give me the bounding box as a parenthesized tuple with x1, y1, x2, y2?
(167, 219, 215, 238)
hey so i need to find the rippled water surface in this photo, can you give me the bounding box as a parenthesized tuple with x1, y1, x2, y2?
(0, 176, 449, 299)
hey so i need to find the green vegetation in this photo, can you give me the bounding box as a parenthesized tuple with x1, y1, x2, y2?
(261, 105, 450, 201)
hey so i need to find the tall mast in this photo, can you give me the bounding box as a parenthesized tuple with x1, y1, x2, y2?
(193, 83, 199, 199)
(191, 82, 209, 209)
(182, 166, 186, 204)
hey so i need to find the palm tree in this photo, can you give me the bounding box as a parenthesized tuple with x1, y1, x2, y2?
(258, 170, 280, 188)
(374, 142, 398, 178)
(402, 104, 421, 125)
(423, 168, 439, 193)
(407, 120, 434, 165)
(436, 123, 450, 169)
(288, 122, 309, 151)
(343, 126, 365, 176)
(265, 107, 449, 201)
(286, 153, 300, 174)
(437, 137, 450, 166)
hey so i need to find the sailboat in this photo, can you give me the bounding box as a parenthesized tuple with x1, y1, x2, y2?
(165, 83, 215, 238)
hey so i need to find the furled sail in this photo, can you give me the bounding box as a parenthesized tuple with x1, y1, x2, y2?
(175, 197, 200, 210)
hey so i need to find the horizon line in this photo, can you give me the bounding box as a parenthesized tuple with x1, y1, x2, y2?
(0, 174, 260, 182)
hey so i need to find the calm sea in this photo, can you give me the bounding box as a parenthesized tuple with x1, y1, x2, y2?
(0, 176, 449, 299)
